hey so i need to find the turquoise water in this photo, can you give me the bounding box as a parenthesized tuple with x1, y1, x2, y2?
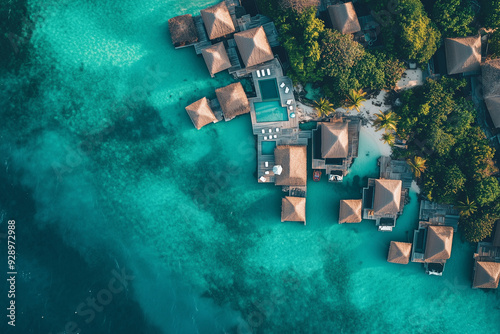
(0, 1, 499, 334)
(258, 78, 280, 100)
(262, 141, 277, 155)
(254, 101, 289, 122)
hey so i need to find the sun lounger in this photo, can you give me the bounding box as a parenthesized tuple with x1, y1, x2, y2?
(273, 135, 277, 139)
(280, 82, 285, 88)
(285, 87, 289, 94)
(264, 136, 268, 140)
(288, 106, 294, 110)
(268, 129, 272, 133)
(265, 171, 270, 175)
(261, 129, 265, 134)
(276, 128, 280, 132)
(265, 162, 269, 167)
(256, 71, 261, 78)
(286, 99, 292, 105)
(267, 68, 271, 75)
(261, 69, 265, 77)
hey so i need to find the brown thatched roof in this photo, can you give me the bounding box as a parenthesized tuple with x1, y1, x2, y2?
(481, 59, 500, 128)
(387, 241, 412, 264)
(473, 261, 500, 289)
(234, 26, 274, 68)
(185, 97, 217, 130)
(321, 122, 348, 159)
(200, 2, 235, 40)
(281, 196, 306, 223)
(339, 199, 362, 223)
(445, 36, 481, 75)
(424, 225, 453, 263)
(274, 145, 307, 186)
(373, 179, 402, 215)
(327, 2, 361, 34)
(202, 42, 231, 77)
(168, 14, 199, 47)
(493, 221, 500, 247)
(215, 82, 250, 120)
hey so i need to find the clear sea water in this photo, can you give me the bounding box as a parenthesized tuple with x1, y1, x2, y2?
(0, 1, 499, 333)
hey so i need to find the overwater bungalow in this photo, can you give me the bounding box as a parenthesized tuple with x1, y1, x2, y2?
(185, 97, 218, 130)
(444, 35, 481, 75)
(311, 118, 360, 181)
(411, 225, 454, 276)
(215, 82, 250, 121)
(418, 200, 459, 229)
(327, 2, 361, 35)
(234, 26, 274, 68)
(481, 59, 500, 129)
(281, 196, 306, 225)
(387, 241, 412, 264)
(202, 42, 232, 77)
(362, 178, 403, 231)
(472, 223, 500, 288)
(338, 199, 362, 224)
(200, 2, 236, 40)
(168, 14, 199, 48)
(274, 145, 307, 186)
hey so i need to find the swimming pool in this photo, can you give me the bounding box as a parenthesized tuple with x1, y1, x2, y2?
(261, 141, 277, 155)
(254, 101, 289, 122)
(258, 79, 280, 100)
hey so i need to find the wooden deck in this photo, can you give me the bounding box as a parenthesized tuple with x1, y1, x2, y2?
(192, 15, 211, 54)
(379, 156, 414, 189)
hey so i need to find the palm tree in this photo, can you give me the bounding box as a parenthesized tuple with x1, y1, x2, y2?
(455, 197, 477, 217)
(406, 156, 427, 178)
(313, 98, 334, 117)
(372, 110, 398, 132)
(381, 132, 395, 146)
(345, 89, 367, 113)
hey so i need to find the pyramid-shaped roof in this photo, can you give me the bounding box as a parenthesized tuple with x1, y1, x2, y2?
(327, 2, 361, 34)
(281, 196, 306, 223)
(201, 2, 235, 40)
(387, 241, 412, 264)
(481, 59, 500, 128)
(339, 199, 362, 223)
(321, 122, 348, 159)
(424, 225, 453, 263)
(473, 261, 500, 289)
(445, 36, 481, 75)
(234, 26, 274, 68)
(215, 82, 250, 121)
(168, 14, 199, 47)
(185, 97, 217, 130)
(274, 145, 307, 186)
(202, 42, 231, 77)
(373, 179, 402, 215)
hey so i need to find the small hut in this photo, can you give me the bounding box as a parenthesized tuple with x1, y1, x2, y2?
(168, 14, 199, 47)
(481, 59, 500, 128)
(200, 2, 236, 40)
(202, 42, 231, 77)
(373, 179, 402, 215)
(444, 36, 481, 75)
(472, 261, 500, 289)
(274, 145, 307, 186)
(234, 26, 274, 68)
(321, 122, 348, 159)
(387, 241, 412, 264)
(424, 225, 453, 263)
(281, 196, 306, 224)
(327, 2, 361, 35)
(339, 199, 362, 223)
(215, 82, 250, 121)
(185, 97, 217, 130)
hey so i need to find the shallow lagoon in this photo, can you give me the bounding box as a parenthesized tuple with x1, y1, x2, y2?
(1, 0, 499, 333)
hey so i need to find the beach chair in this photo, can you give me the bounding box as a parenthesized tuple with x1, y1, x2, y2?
(276, 128, 280, 132)
(273, 135, 277, 139)
(265, 161, 269, 167)
(286, 99, 292, 105)
(256, 71, 261, 78)
(267, 68, 271, 75)
(261, 129, 265, 134)
(268, 129, 272, 133)
(285, 87, 290, 94)
(264, 136, 268, 140)
(280, 82, 285, 88)
(261, 69, 265, 77)
(265, 171, 270, 175)
(288, 106, 294, 110)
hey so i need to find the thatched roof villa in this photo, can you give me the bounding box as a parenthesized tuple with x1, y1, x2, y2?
(274, 145, 307, 186)
(234, 26, 274, 68)
(321, 122, 348, 159)
(339, 199, 362, 223)
(168, 14, 199, 47)
(387, 241, 412, 264)
(472, 261, 500, 289)
(412, 224, 454, 275)
(201, 2, 236, 40)
(481, 59, 500, 129)
(327, 2, 361, 35)
(185, 97, 217, 130)
(444, 35, 481, 75)
(281, 196, 306, 224)
(215, 82, 250, 121)
(202, 42, 231, 77)
(373, 179, 402, 216)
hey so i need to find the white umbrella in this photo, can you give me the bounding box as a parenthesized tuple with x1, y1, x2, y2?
(259, 176, 266, 182)
(273, 165, 283, 175)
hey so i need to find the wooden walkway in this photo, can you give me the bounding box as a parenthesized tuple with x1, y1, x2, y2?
(193, 16, 211, 54)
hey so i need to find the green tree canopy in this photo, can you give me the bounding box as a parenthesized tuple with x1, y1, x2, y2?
(431, 0, 474, 38)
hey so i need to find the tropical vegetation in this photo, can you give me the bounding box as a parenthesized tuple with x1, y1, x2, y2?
(344, 89, 367, 113)
(313, 98, 334, 117)
(373, 111, 398, 132)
